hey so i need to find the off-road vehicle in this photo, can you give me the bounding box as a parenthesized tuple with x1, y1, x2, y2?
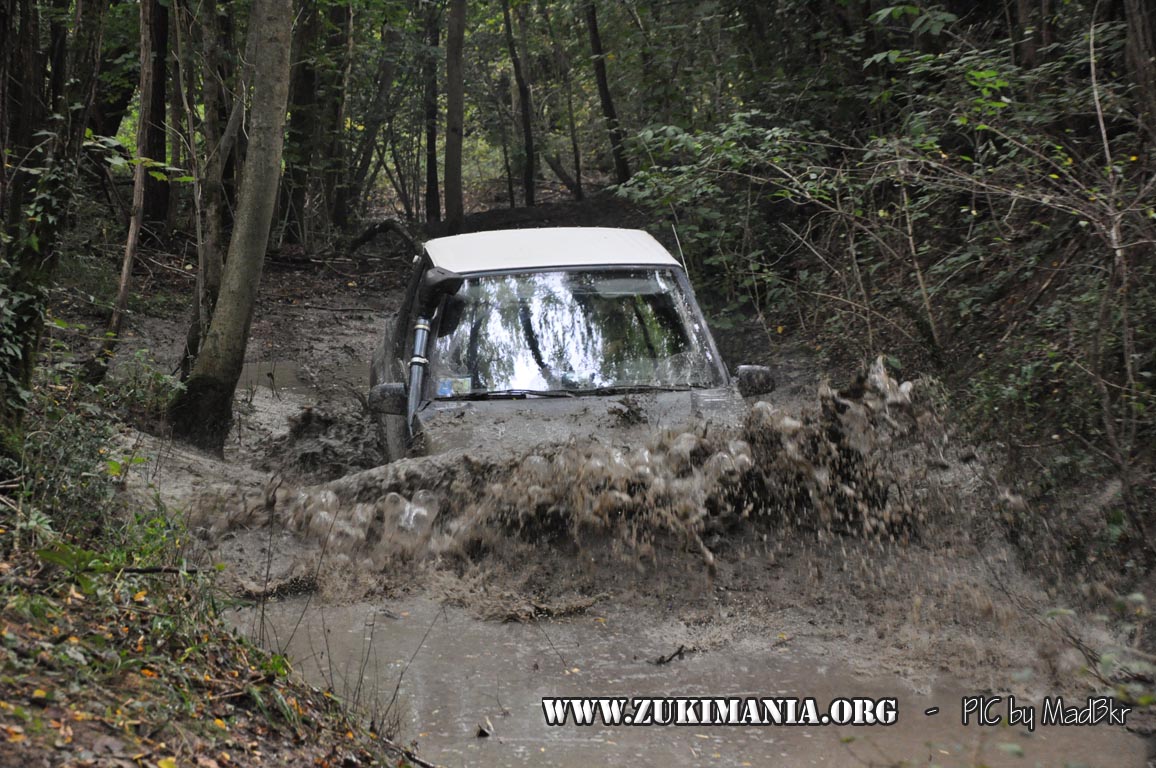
(369, 227, 774, 462)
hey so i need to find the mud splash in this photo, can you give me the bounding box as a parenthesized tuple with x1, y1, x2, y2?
(175, 346, 1149, 766)
(191, 358, 934, 576)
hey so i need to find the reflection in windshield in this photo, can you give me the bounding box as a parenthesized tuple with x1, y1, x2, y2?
(430, 270, 723, 396)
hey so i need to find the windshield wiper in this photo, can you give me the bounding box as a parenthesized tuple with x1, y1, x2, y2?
(563, 384, 703, 396)
(435, 388, 576, 401)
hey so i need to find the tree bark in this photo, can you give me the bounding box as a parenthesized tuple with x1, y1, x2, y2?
(423, 0, 441, 222)
(443, 0, 466, 231)
(319, 1, 353, 229)
(537, 0, 582, 200)
(1125, 0, 1156, 137)
(84, 0, 155, 382)
(177, 0, 230, 377)
(142, 0, 169, 222)
(169, 0, 293, 453)
(495, 72, 516, 208)
(348, 24, 401, 215)
(281, 0, 320, 246)
(0, 0, 106, 448)
(585, 0, 630, 184)
(501, 0, 534, 206)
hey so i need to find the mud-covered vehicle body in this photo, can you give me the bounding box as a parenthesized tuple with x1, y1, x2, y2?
(369, 227, 774, 462)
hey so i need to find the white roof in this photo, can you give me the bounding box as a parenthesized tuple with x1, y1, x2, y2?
(424, 227, 681, 275)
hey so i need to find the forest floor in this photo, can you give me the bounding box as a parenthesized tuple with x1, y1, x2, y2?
(5, 197, 1154, 767)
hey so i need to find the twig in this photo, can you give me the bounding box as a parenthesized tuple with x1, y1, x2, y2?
(297, 304, 377, 313)
(651, 644, 687, 665)
(118, 566, 200, 575)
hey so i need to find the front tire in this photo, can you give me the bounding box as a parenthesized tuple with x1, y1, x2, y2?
(371, 315, 408, 464)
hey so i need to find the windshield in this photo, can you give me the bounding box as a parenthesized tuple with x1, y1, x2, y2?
(430, 269, 724, 397)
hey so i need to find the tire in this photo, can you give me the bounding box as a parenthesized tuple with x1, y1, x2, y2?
(371, 315, 408, 464)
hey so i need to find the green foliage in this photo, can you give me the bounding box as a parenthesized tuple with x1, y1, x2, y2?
(621, 5, 1155, 558)
(105, 348, 187, 427)
(0, 364, 118, 553)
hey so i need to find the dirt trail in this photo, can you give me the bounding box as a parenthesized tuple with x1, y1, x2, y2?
(115, 257, 1149, 766)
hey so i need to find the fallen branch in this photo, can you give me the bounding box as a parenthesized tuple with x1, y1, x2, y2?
(651, 645, 687, 665)
(348, 219, 417, 255)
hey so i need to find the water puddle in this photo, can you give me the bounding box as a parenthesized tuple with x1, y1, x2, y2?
(232, 598, 1146, 767)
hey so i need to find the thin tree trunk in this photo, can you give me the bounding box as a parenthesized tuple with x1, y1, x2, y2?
(179, 0, 230, 377)
(495, 74, 516, 208)
(170, 0, 293, 453)
(543, 153, 581, 198)
(537, 0, 582, 199)
(444, 0, 466, 231)
(142, 0, 169, 222)
(348, 24, 401, 214)
(88, 0, 136, 140)
(1125, 0, 1156, 137)
(423, 0, 441, 222)
(585, 0, 630, 184)
(320, 1, 353, 229)
(281, 0, 319, 246)
(501, 0, 534, 206)
(84, 0, 155, 382)
(0, 0, 106, 445)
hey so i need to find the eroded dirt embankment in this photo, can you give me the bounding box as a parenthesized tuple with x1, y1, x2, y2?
(110, 259, 1150, 766)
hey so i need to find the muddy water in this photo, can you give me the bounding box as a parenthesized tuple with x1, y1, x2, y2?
(237, 358, 373, 395)
(233, 598, 1146, 767)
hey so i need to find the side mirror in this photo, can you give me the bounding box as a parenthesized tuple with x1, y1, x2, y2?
(418, 266, 465, 314)
(735, 365, 775, 397)
(369, 382, 407, 415)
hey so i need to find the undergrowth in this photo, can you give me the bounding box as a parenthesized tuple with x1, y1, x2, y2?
(0, 362, 419, 766)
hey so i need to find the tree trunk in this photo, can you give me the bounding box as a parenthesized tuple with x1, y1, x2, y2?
(169, 0, 292, 453)
(444, 0, 466, 231)
(177, 0, 229, 377)
(537, 0, 582, 200)
(495, 73, 516, 208)
(501, 0, 534, 206)
(1125, 0, 1156, 137)
(423, 0, 441, 222)
(281, 0, 319, 247)
(348, 24, 401, 215)
(85, 0, 155, 382)
(142, 0, 169, 222)
(543, 153, 581, 198)
(319, 1, 353, 229)
(585, 0, 630, 184)
(0, 0, 106, 448)
(89, 0, 136, 141)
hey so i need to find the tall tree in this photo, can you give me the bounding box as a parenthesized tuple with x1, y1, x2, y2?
(347, 23, 401, 216)
(422, 0, 441, 222)
(281, 0, 320, 247)
(319, 1, 353, 229)
(1125, 0, 1156, 136)
(538, 0, 582, 200)
(177, 0, 250, 377)
(170, 0, 293, 452)
(501, 0, 534, 205)
(443, 0, 466, 230)
(141, 0, 169, 222)
(85, 0, 156, 381)
(0, 0, 106, 447)
(585, 0, 630, 184)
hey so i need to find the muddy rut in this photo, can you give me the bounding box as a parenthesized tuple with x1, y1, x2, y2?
(116, 270, 1148, 766)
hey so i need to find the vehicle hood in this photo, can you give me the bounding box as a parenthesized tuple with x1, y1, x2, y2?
(413, 387, 747, 457)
